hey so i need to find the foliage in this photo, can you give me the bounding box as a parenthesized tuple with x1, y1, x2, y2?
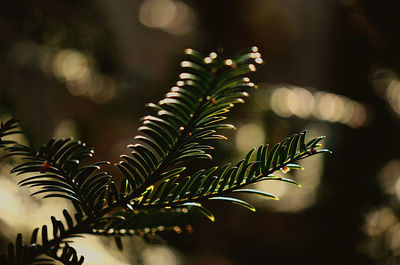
(0, 47, 329, 264)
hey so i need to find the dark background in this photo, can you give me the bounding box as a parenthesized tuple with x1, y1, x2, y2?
(0, 0, 400, 264)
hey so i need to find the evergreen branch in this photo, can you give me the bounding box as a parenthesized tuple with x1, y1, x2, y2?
(0, 209, 88, 265)
(0, 118, 22, 147)
(0, 47, 331, 265)
(113, 132, 329, 218)
(91, 208, 193, 237)
(117, 47, 262, 205)
(97, 131, 330, 234)
(5, 138, 110, 219)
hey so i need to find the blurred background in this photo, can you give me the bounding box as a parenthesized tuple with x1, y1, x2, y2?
(0, 0, 399, 264)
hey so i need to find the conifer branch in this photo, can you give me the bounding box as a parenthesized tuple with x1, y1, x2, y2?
(0, 47, 330, 264)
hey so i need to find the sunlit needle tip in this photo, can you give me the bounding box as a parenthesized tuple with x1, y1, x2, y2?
(184, 48, 193, 54)
(251, 46, 259, 52)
